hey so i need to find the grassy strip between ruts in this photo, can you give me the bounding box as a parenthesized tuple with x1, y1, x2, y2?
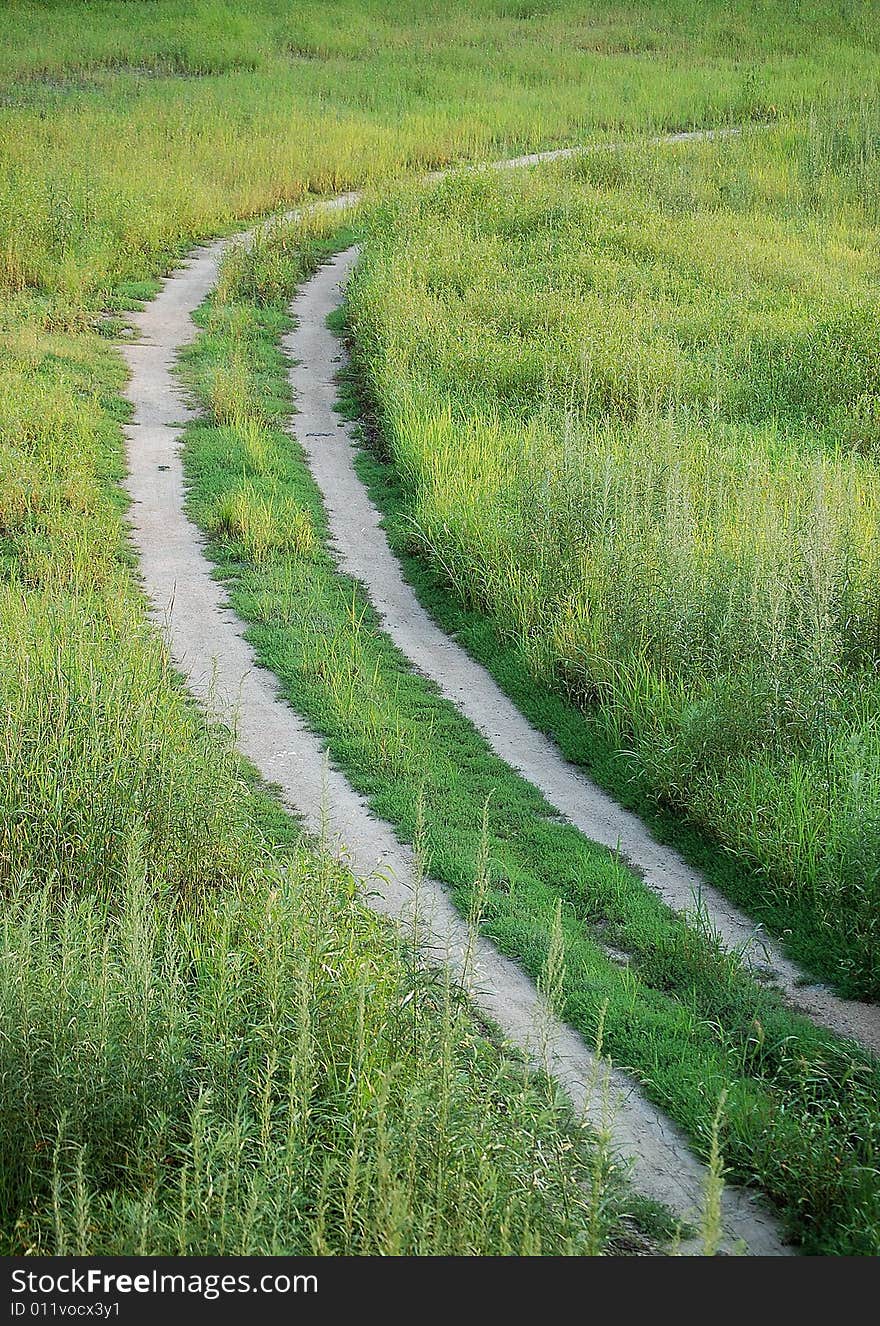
(180, 220, 880, 1255)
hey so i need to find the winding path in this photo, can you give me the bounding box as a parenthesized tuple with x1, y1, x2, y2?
(120, 135, 826, 1257)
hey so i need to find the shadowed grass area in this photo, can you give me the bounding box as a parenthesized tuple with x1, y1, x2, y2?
(179, 215, 880, 1255)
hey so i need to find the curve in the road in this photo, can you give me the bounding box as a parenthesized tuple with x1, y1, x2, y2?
(122, 233, 789, 1256)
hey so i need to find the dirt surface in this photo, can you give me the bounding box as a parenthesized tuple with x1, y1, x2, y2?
(285, 246, 880, 1061)
(121, 142, 800, 1257)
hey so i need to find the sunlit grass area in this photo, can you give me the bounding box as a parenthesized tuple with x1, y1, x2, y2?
(347, 105, 880, 998)
(2, 1, 877, 314)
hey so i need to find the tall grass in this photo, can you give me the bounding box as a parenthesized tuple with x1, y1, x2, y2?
(2, 855, 637, 1255)
(347, 105, 880, 997)
(0, 588, 255, 894)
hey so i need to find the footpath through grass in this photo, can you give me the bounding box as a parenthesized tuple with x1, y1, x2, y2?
(180, 219, 880, 1255)
(0, 294, 654, 1255)
(0, 312, 655, 1252)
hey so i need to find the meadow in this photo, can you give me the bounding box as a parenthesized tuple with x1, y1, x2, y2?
(4, 0, 880, 1256)
(347, 107, 880, 1000)
(3, 0, 879, 318)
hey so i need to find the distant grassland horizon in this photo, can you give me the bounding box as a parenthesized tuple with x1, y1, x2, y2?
(3, 0, 880, 315)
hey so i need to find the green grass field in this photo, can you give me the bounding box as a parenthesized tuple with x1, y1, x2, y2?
(4, 0, 880, 1257)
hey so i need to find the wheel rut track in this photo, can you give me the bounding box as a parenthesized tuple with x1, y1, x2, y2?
(121, 134, 821, 1257)
(289, 249, 880, 1062)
